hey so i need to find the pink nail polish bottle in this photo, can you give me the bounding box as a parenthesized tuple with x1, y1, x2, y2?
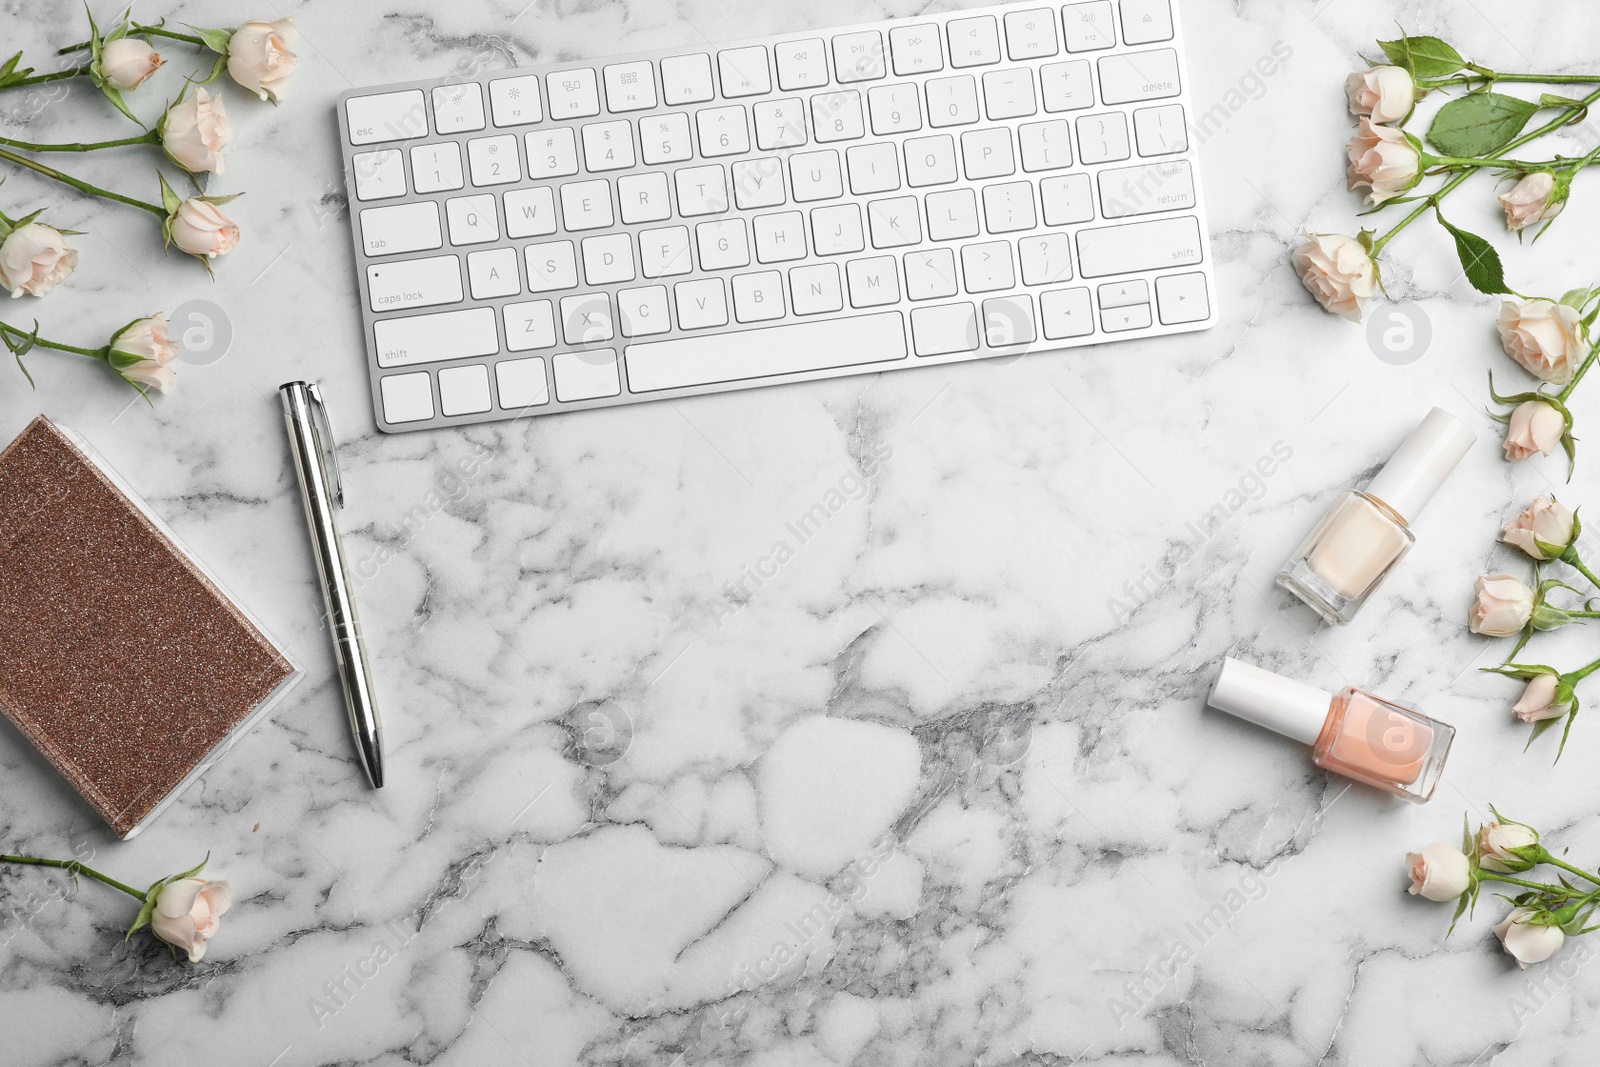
(1207, 657, 1454, 802)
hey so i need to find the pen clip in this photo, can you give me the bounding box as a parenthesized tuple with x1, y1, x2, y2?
(306, 382, 345, 509)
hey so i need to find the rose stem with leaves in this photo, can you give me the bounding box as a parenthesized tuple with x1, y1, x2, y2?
(0, 131, 161, 154)
(0, 854, 144, 902)
(2, 67, 91, 88)
(57, 27, 208, 55)
(0, 146, 164, 217)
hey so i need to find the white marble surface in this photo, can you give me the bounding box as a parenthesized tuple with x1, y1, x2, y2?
(4, 0, 1600, 1063)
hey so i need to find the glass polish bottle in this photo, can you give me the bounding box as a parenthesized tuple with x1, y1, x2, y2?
(1276, 407, 1475, 625)
(1207, 657, 1453, 802)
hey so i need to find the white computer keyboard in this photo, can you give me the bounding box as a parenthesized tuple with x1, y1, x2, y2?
(336, 0, 1215, 432)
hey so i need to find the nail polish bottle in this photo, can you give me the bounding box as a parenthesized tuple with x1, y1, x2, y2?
(1207, 657, 1453, 802)
(1277, 407, 1475, 625)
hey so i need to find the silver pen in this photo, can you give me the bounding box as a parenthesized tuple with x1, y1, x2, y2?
(279, 381, 384, 789)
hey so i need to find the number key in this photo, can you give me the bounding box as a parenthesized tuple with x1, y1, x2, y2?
(868, 83, 921, 134)
(467, 134, 520, 186)
(811, 91, 865, 142)
(526, 128, 579, 177)
(410, 142, 464, 193)
(697, 106, 751, 157)
(641, 113, 693, 165)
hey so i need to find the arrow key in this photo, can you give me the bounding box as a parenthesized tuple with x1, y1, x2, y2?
(1155, 271, 1210, 324)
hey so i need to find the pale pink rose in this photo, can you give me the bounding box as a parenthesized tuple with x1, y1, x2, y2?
(1513, 674, 1569, 724)
(1499, 172, 1566, 232)
(1494, 906, 1565, 969)
(1291, 233, 1377, 321)
(1405, 842, 1471, 902)
(170, 199, 240, 259)
(0, 222, 79, 298)
(161, 88, 232, 175)
(110, 314, 179, 395)
(1347, 118, 1421, 205)
(1470, 573, 1535, 637)
(1503, 400, 1564, 461)
(1479, 822, 1539, 873)
(100, 37, 163, 90)
(150, 878, 232, 962)
(1346, 65, 1414, 123)
(227, 18, 298, 103)
(1500, 496, 1575, 560)
(1498, 298, 1585, 383)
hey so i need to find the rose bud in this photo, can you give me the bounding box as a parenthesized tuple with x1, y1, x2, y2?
(1500, 496, 1576, 560)
(1405, 842, 1471, 902)
(99, 37, 163, 91)
(227, 18, 298, 103)
(160, 88, 233, 175)
(170, 199, 241, 259)
(108, 314, 179, 395)
(0, 221, 79, 298)
(1346, 65, 1414, 123)
(1346, 118, 1422, 205)
(1503, 400, 1565, 462)
(1479, 821, 1540, 873)
(1499, 172, 1567, 233)
(150, 877, 232, 962)
(1494, 906, 1565, 969)
(1513, 673, 1571, 724)
(1497, 297, 1585, 383)
(1470, 574, 1535, 637)
(1291, 233, 1377, 322)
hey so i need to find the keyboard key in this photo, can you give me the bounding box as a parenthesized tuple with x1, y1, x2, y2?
(467, 134, 520, 185)
(661, 53, 715, 105)
(675, 165, 730, 215)
(525, 240, 580, 291)
(468, 247, 521, 298)
(811, 204, 864, 255)
(1098, 279, 1148, 308)
(697, 218, 751, 269)
(1040, 173, 1095, 224)
(903, 249, 960, 301)
(925, 189, 979, 240)
(719, 47, 772, 97)
(503, 300, 556, 351)
(868, 196, 921, 247)
(867, 83, 921, 134)
(754, 99, 808, 149)
(1134, 104, 1188, 155)
(618, 285, 672, 336)
(526, 128, 579, 177)
(833, 31, 886, 83)
(380, 372, 434, 422)
(927, 75, 980, 127)
(790, 263, 843, 314)
(776, 39, 829, 90)
(812, 91, 866, 142)
(547, 68, 601, 118)
(446, 194, 499, 244)
(352, 149, 405, 201)
(582, 120, 636, 171)
(732, 157, 787, 209)
(676, 278, 729, 327)
(1040, 287, 1094, 338)
(432, 83, 485, 133)
(1156, 271, 1209, 324)
(505, 187, 558, 237)
(1018, 233, 1072, 285)
(1076, 112, 1130, 163)
(561, 179, 615, 230)
(553, 350, 621, 401)
(561, 294, 614, 343)
(496, 357, 549, 407)
(619, 172, 673, 223)
(625, 312, 906, 392)
(732, 271, 785, 321)
(1075, 215, 1202, 277)
(1019, 119, 1072, 171)
(582, 232, 636, 283)
(1098, 49, 1180, 103)
(846, 142, 901, 194)
(982, 69, 1036, 120)
(367, 255, 461, 312)
(960, 241, 1015, 292)
(947, 16, 1001, 68)
(641, 113, 694, 164)
(439, 364, 492, 416)
(489, 76, 543, 126)
(1062, 2, 1116, 52)
(1103, 303, 1153, 331)
(1099, 160, 1195, 217)
(1040, 60, 1094, 111)
(361, 202, 441, 256)
(904, 135, 958, 186)
(346, 90, 426, 145)
(603, 61, 658, 111)
(846, 255, 899, 307)
(960, 128, 1014, 179)
(789, 150, 844, 201)
(982, 182, 1037, 232)
(374, 307, 498, 367)
(410, 142, 464, 193)
(754, 211, 808, 262)
(911, 302, 979, 355)
(889, 25, 944, 75)
(1003, 9, 1059, 59)
(641, 226, 694, 276)
(1121, 0, 1174, 45)
(983, 294, 1036, 345)
(697, 106, 751, 156)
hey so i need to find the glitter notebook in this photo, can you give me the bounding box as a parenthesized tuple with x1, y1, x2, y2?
(0, 417, 300, 839)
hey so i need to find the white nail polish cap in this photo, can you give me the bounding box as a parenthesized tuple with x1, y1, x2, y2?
(1207, 657, 1330, 746)
(1363, 407, 1476, 523)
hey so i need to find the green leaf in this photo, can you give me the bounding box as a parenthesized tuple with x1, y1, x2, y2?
(99, 83, 141, 125)
(1427, 92, 1541, 156)
(0, 50, 36, 89)
(1435, 212, 1510, 294)
(123, 853, 209, 943)
(189, 25, 236, 55)
(157, 172, 182, 215)
(1378, 34, 1465, 80)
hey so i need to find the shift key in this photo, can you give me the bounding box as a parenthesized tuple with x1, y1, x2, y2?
(1076, 215, 1201, 278)
(367, 255, 462, 312)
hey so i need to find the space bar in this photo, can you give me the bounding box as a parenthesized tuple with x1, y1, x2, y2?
(624, 312, 907, 393)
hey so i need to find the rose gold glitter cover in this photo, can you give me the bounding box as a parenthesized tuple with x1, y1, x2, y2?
(0, 417, 300, 839)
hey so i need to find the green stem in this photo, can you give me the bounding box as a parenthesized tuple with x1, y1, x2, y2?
(1563, 610, 1600, 619)
(58, 26, 211, 55)
(1419, 72, 1600, 87)
(0, 147, 164, 217)
(1563, 550, 1600, 593)
(1541, 851, 1600, 886)
(1556, 341, 1599, 402)
(0, 854, 145, 901)
(0, 321, 109, 360)
(3, 66, 92, 88)
(1479, 870, 1578, 896)
(0, 131, 160, 154)
(1424, 153, 1600, 171)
